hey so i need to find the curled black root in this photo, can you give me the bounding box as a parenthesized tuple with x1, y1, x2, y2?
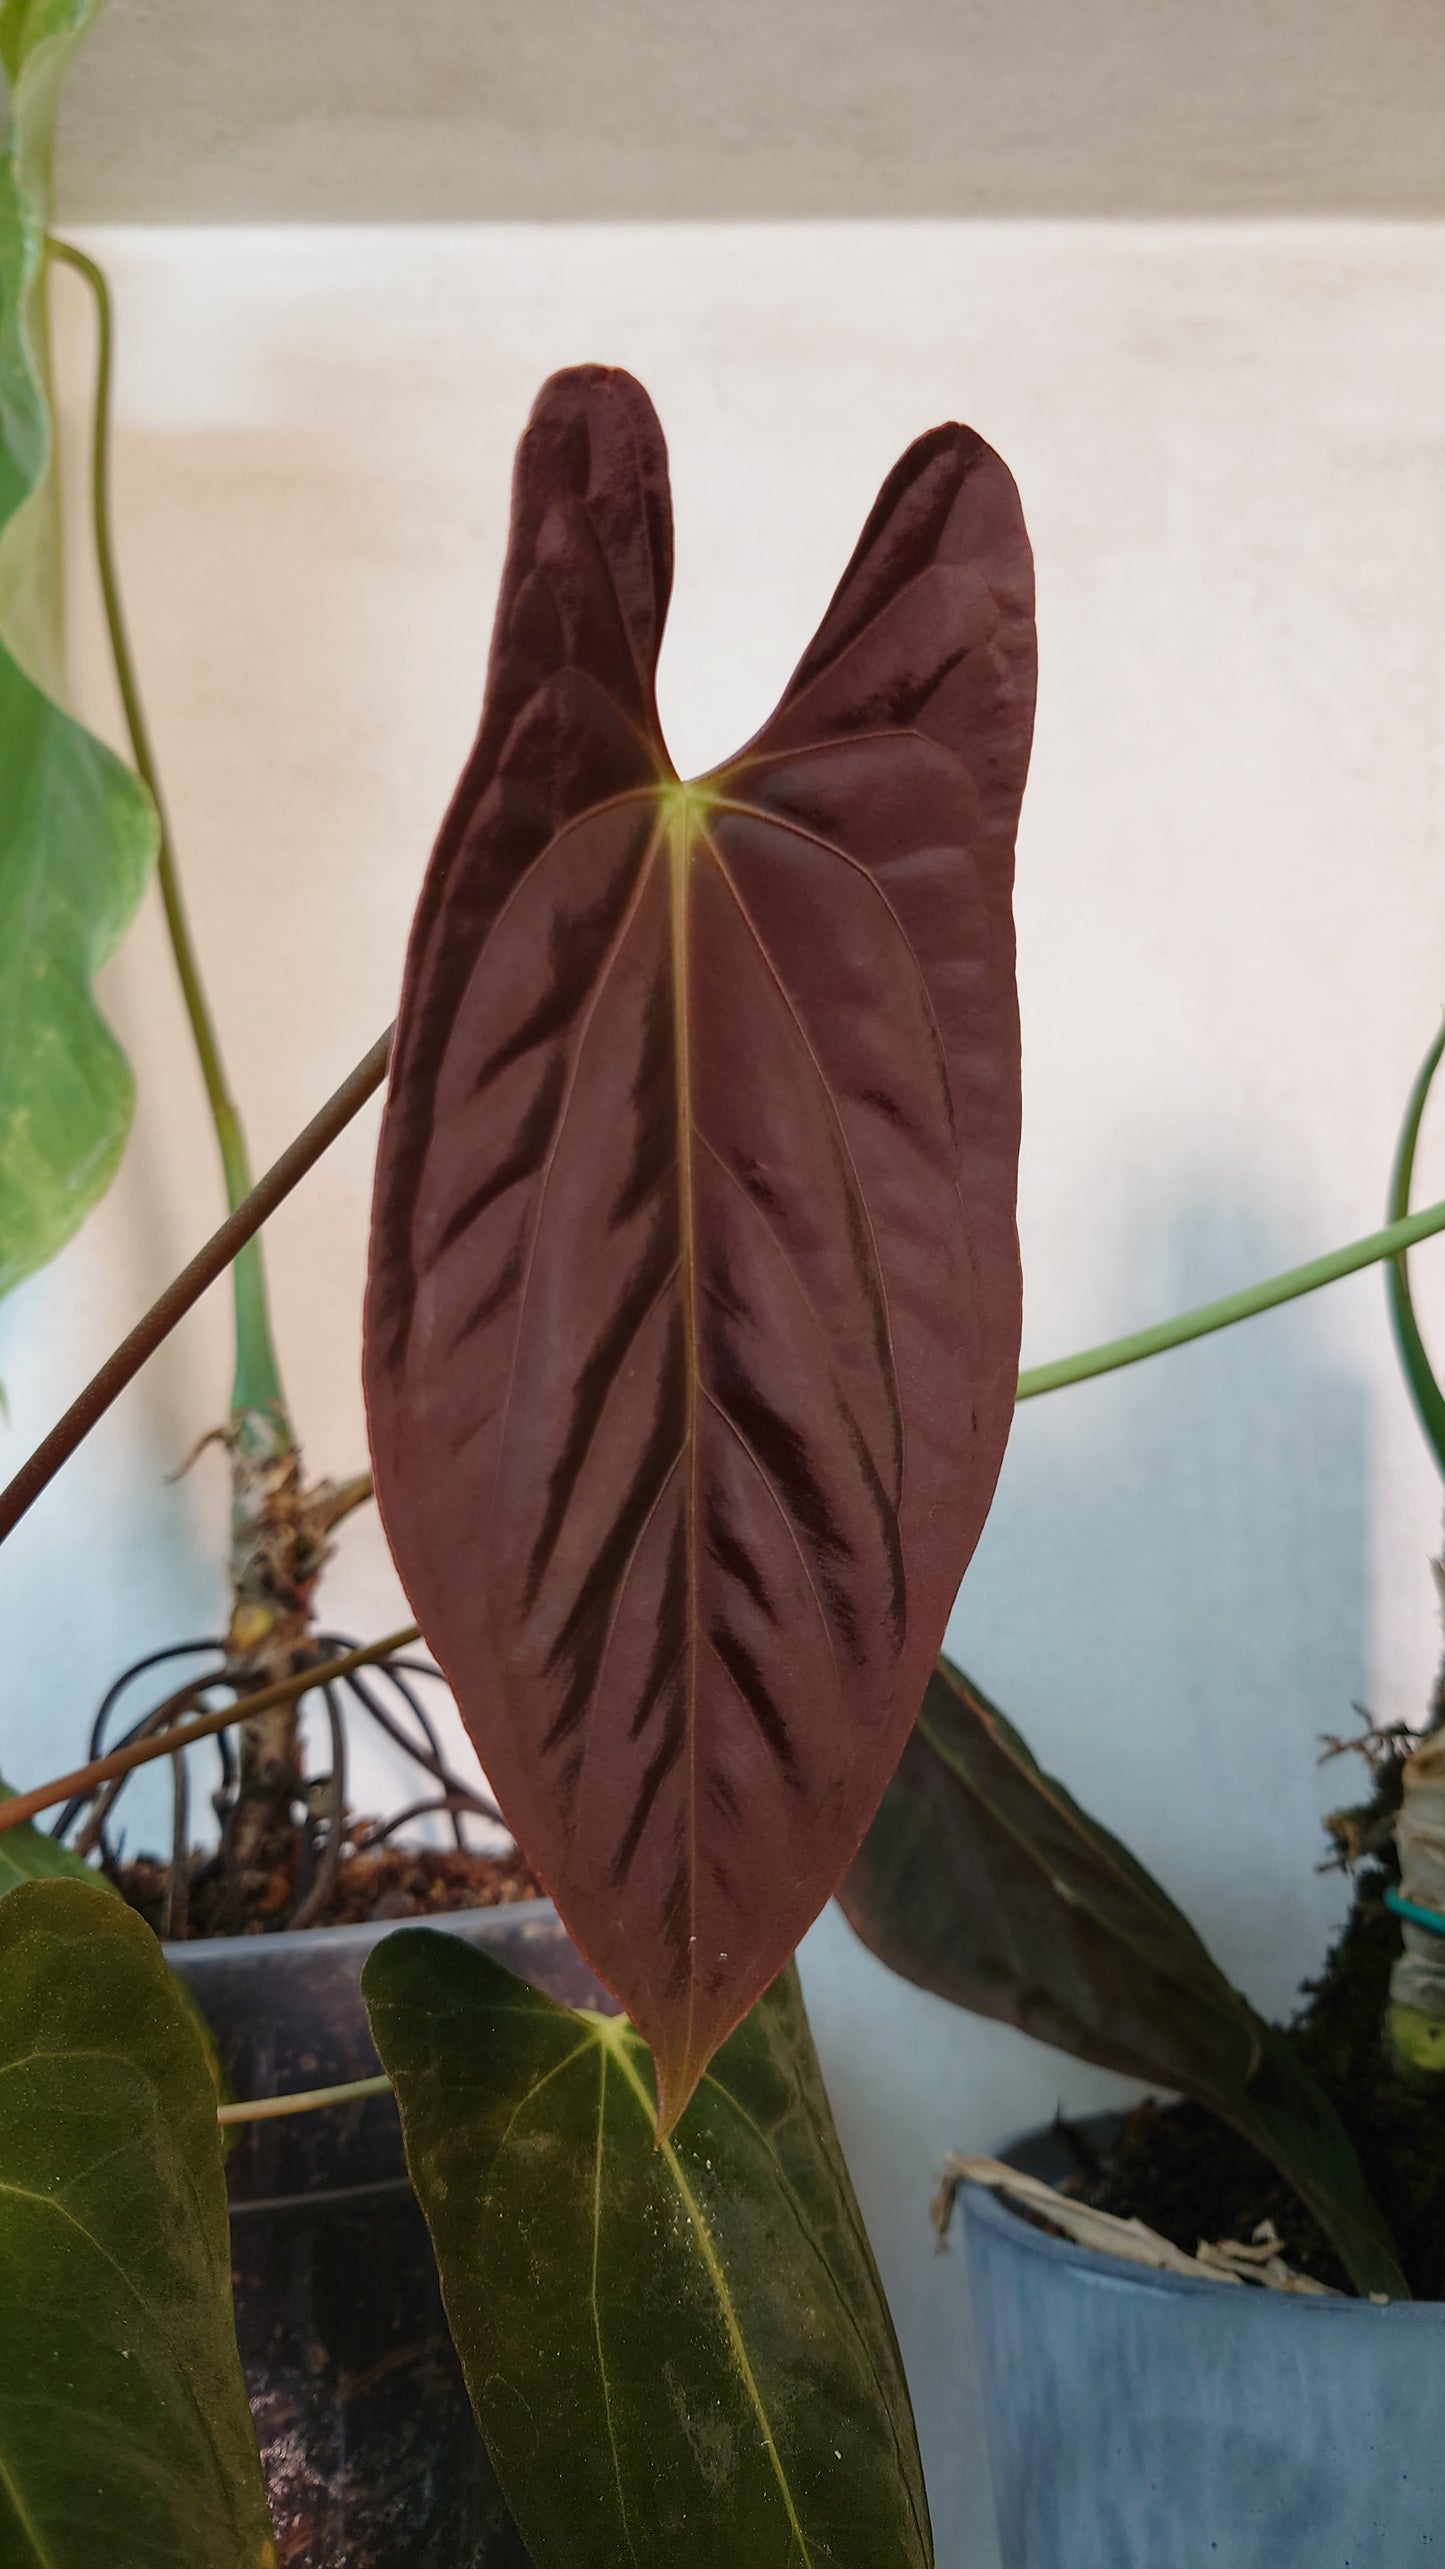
(52, 1636, 507, 1933)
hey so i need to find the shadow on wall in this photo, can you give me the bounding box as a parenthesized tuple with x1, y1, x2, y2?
(0, 1245, 226, 1849)
(798, 1185, 1375, 2569)
(948, 1180, 1371, 2028)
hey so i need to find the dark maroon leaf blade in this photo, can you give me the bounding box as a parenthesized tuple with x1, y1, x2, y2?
(840, 1657, 1265, 2090)
(364, 367, 1035, 2128)
(839, 1657, 1406, 2298)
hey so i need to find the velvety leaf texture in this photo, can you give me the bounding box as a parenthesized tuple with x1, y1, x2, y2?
(364, 366, 1035, 2124)
(839, 1657, 1406, 2299)
(363, 1928, 933, 2569)
(0, 1791, 233, 2129)
(0, 1880, 275, 2565)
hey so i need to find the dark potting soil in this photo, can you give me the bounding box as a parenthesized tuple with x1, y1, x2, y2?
(115, 1840, 543, 1938)
(1081, 1772, 1445, 2298)
(133, 1832, 545, 2569)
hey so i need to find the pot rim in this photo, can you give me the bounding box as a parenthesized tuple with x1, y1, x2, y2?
(961, 2166, 1441, 2320)
(163, 1891, 558, 1966)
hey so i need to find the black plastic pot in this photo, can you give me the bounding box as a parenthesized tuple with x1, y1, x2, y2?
(169, 1900, 606, 2568)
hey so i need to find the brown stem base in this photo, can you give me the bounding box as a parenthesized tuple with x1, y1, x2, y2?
(215, 1418, 374, 1917)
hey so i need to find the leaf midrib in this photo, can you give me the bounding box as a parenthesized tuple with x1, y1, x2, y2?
(596, 2018, 816, 2564)
(589, 2044, 641, 2568)
(700, 2066, 931, 2566)
(666, 796, 703, 2104)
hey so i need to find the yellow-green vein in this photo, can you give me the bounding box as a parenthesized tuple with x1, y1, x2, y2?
(0, 2443, 55, 2569)
(600, 2019, 815, 2562)
(667, 789, 703, 2110)
(590, 2041, 641, 2565)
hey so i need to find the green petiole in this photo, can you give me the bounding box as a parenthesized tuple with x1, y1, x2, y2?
(1384, 1017, 1445, 1481)
(1017, 1196, 1445, 1400)
(218, 2073, 392, 2127)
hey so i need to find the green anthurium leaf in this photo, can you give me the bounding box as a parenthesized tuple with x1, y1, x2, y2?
(839, 1656, 1407, 2300)
(0, 1878, 275, 2565)
(0, 1772, 118, 1894)
(0, 1, 157, 1307)
(0, 1784, 235, 2132)
(364, 1930, 934, 2569)
(1385, 1015, 1445, 1481)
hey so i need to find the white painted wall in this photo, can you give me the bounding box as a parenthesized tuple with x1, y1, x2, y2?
(3, 221, 1444, 2564)
(61, 0, 1445, 220)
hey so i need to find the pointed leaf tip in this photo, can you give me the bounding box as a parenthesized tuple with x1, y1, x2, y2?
(364, 376, 1035, 2110)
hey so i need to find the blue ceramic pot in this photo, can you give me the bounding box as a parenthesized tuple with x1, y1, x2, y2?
(962, 2123, 1445, 2569)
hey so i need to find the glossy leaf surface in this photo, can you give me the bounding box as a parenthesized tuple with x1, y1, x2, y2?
(0, 5, 157, 1306)
(0, 1879, 274, 2564)
(840, 1657, 1406, 2299)
(365, 366, 1035, 2122)
(364, 1927, 932, 2569)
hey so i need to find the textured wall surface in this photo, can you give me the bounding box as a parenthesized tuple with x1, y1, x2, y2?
(3, 220, 1444, 2562)
(59, 0, 1445, 221)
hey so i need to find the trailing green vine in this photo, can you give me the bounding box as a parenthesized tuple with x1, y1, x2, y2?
(0, 9, 156, 1310)
(47, 237, 289, 1447)
(37, 231, 377, 1911)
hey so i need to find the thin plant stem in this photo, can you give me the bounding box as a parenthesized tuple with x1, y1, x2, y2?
(0, 1029, 393, 1549)
(1016, 1195, 1445, 1400)
(1385, 1017, 1445, 1480)
(218, 2073, 392, 2127)
(0, 1627, 419, 1833)
(47, 237, 286, 1430)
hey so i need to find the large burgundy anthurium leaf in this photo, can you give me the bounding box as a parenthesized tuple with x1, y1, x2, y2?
(364, 367, 1035, 2127)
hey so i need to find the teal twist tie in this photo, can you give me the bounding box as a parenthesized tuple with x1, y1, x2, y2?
(1384, 1884, 1445, 1939)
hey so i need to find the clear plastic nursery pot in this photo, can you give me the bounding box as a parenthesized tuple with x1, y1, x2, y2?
(962, 2121, 1445, 2569)
(168, 1901, 602, 2568)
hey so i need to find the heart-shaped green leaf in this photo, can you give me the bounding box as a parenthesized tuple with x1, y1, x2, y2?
(363, 1927, 934, 2568)
(365, 366, 1034, 2125)
(839, 1656, 1406, 2299)
(0, 1879, 274, 2565)
(0, 4, 157, 1307)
